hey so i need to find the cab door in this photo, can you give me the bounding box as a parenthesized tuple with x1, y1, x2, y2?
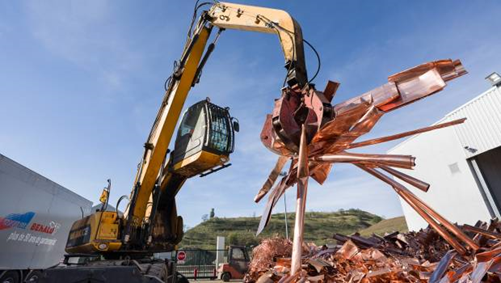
(172, 102, 206, 164)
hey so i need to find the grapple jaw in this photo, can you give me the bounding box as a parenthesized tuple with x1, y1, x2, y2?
(260, 84, 336, 156)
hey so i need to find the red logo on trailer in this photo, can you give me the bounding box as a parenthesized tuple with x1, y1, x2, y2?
(177, 251, 186, 262)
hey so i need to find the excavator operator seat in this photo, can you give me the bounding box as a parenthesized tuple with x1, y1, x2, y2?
(170, 99, 235, 177)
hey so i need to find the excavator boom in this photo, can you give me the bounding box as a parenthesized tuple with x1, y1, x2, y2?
(122, 1, 309, 246)
(66, 1, 310, 255)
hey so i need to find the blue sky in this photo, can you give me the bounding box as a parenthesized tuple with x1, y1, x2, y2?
(1, 1, 500, 229)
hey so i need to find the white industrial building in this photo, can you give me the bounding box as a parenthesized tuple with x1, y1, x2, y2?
(389, 73, 501, 231)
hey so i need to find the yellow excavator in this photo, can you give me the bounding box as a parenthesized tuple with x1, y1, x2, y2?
(65, 99, 237, 256)
(40, 1, 312, 282)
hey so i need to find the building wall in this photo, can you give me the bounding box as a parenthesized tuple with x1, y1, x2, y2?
(449, 86, 501, 158)
(389, 124, 492, 231)
(388, 85, 501, 231)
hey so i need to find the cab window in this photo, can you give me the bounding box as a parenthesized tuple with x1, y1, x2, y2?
(178, 103, 204, 139)
(231, 248, 245, 260)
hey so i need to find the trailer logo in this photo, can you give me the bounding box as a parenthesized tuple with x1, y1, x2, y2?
(2, 212, 61, 246)
(30, 221, 61, 235)
(0, 211, 35, 230)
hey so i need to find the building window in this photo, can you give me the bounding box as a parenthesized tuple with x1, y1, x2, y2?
(448, 162, 460, 174)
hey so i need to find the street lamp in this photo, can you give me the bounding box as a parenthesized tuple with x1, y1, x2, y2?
(486, 72, 501, 87)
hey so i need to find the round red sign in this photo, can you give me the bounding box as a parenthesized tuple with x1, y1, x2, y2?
(177, 251, 186, 261)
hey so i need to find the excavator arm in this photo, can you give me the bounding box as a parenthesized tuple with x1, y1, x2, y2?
(64, 0, 313, 255)
(208, 2, 307, 86)
(123, 2, 309, 246)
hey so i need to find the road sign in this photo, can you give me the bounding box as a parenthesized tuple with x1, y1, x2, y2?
(177, 251, 186, 264)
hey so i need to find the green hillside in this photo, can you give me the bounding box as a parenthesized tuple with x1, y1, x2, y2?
(181, 209, 407, 250)
(358, 216, 408, 237)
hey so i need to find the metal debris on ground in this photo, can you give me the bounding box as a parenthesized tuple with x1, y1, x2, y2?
(245, 237, 311, 281)
(245, 219, 501, 282)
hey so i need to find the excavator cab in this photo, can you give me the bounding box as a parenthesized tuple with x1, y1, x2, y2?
(147, 99, 238, 252)
(170, 99, 237, 177)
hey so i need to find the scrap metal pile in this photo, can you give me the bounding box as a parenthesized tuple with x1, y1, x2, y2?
(245, 219, 501, 282)
(252, 59, 483, 275)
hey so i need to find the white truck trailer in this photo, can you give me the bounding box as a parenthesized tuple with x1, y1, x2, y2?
(0, 154, 92, 283)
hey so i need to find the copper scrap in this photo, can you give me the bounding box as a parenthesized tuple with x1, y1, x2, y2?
(256, 59, 473, 257)
(348, 118, 467, 149)
(245, 218, 501, 282)
(379, 165, 430, 192)
(255, 156, 289, 203)
(313, 152, 417, 170)
(291, 125, 310, 275)
(245, 237, 310, 282)
(356, 164, 479, 254)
